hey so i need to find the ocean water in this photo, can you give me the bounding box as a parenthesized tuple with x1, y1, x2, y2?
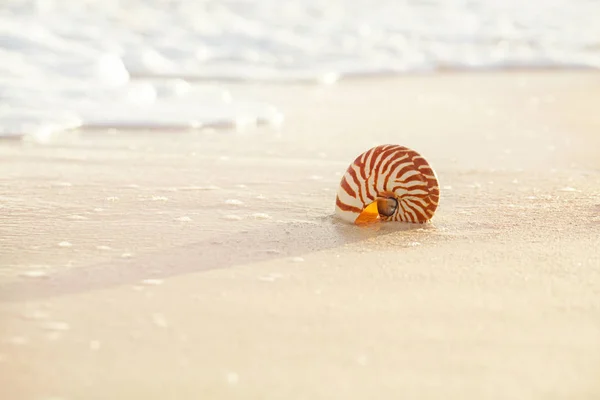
(1, 0, 599, 139)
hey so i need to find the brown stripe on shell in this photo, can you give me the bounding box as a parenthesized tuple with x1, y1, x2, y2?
(335, 196, 363, 213)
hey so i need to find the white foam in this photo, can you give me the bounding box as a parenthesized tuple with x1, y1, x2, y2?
(19, 270, 49, 278)
(1, 0, 599, 138)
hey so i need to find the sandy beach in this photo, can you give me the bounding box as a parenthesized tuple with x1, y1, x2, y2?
(1, 71, 599, 399)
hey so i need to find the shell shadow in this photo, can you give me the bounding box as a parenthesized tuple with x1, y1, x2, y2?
(0, 218, 427, 303)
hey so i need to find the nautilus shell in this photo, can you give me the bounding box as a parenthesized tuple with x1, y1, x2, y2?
(335, 144, 440, 224)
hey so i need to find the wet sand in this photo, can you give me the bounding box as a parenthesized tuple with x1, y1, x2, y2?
(1, 71, 600, 399)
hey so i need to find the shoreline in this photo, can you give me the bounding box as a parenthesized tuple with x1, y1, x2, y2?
(2, 68, 598, 142)
(130, 65, 600, 83)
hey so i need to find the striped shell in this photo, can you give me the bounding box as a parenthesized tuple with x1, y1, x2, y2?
(335, 144, 440, 224)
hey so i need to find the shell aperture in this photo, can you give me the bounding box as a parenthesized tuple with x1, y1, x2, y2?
(335, 144, 440, 224)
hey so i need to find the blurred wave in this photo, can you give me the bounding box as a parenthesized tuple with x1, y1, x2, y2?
(1, 0, 598, 138)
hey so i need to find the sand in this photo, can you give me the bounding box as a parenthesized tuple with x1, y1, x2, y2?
(1, 71, 599, 399)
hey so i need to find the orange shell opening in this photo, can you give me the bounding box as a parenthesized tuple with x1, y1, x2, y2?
(354, 201, 380, 225)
